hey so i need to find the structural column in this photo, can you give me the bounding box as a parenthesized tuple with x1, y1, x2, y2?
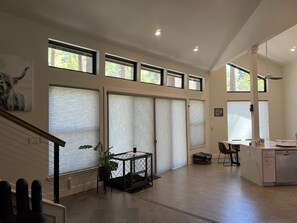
(248, 45, 260, 143)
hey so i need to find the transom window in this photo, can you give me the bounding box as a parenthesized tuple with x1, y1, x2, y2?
(105, 54, 137, 81)
(48, 39, 96, 74)
(226, 63, 266, 92)
(167, 70, 184, 88)
(140, 64, 163, 85)
(189, 75, 203, 91)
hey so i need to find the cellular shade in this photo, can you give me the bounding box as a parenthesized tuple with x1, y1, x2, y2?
(189, 100, 205, 147)
(227, 101, 269, 140)
(49, 86, 99, 175)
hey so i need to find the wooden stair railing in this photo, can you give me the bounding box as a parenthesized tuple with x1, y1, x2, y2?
(0, 108, 66, 203)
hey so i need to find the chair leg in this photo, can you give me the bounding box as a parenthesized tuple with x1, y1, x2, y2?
(218, 152, 226, 164)
(223, 154, 227, 166)
(217, 152, 221, 163)
(223, 154, 235, 166)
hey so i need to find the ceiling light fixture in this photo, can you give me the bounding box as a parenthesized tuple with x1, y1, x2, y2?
(290, 46, 296, 52)
(193, 46, 199, 52)
(264, 42, 283, 80)
(155, 29, 161, 36)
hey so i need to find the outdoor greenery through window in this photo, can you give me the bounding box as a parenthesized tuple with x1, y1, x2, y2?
(48, 40, 96, 74)
(167, 70, 184, 88)
(105, 54, 136, 80)
(140, 64, 163, 85)
(189, 76, 203, 91)
(226, 63, 266, 92)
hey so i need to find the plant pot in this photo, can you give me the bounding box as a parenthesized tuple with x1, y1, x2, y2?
(98, 166, 111, 182)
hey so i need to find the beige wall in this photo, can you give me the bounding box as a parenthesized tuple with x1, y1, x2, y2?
(283, 61, 297, 139)
(0, 11, 210, 198)
(209, 52, 284, 156)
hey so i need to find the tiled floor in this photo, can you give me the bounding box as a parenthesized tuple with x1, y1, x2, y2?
(61, 161, 297, 223)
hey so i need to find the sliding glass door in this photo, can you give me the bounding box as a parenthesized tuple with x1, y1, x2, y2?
(155, 99, 187, 174)
(108, 94, 187, 174)
(108, 94, 154, 155)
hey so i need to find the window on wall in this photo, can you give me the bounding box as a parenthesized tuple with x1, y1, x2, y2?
(140, 64, 163, 85)
(49, 86, 100, 175)
(108, 94, 187, 174)
(189, 75, 203, 91)
(189, 100, 205, 147)
(155, 98, 187, 174)
(227, 101, 269, 140)
(167, 70, 184, 88)
(105, 54, 137, 80)
(226, 63, 266, 92)
(48, 40, 96, 74)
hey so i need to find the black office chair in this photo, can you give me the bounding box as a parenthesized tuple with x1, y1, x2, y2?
(0, 178, 50, 223)
(217, 142, 237, 166)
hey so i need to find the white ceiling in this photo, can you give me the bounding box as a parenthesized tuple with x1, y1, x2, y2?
(1, 0, 296, 71)
(258, 24, 297, 66)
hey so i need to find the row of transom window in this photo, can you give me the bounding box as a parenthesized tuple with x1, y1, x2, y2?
(48, 39, 203, 91)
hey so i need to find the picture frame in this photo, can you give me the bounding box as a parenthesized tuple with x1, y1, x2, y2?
(214, 108, 223, 117)
(0, 54, 32, 112)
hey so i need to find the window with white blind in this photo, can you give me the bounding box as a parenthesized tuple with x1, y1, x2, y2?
(108, 94, 187, 174)
(227, 101, 269, 140)
(49, 86, 99, 175)
(155, 99, 187, 174)
(189, 100, 205, 147)
(108, 94, 155, 156)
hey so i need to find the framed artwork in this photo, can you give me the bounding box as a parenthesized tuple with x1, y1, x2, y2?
(214, 108, 223, 117)
(0, 54, 32, 111)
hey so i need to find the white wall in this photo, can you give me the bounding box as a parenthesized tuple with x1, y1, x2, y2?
(209, 52, 284, 155)
(0, 11, 210, 198)
(283, 61, 297, 139)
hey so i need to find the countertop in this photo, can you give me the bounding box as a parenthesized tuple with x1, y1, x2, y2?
(242, 140, 297, 150)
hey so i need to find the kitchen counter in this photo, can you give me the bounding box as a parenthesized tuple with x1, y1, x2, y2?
(240, 140, 297, 186)
(250, 140, 297, 150)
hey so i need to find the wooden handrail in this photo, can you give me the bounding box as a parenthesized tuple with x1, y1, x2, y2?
(0, 109, 65, 147)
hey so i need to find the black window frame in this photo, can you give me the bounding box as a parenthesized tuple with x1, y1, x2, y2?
(140, 64, 164, 86)
(166, 70, 184, 89)
(48, 39, 97, 74)
(105, 54, 137, 81)
(188, 75, 203, 91)
(226, 63, 267, 93)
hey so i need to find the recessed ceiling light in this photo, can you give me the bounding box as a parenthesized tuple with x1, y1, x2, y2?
(193, 46, 199, 52)
(290, 48, 296, 52)
(155, 29, 161, 36)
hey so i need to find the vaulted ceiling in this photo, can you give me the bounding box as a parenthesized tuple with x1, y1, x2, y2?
(1, 0, 297, 73)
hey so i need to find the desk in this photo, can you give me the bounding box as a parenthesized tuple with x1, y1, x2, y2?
(221, 141, 248, 166)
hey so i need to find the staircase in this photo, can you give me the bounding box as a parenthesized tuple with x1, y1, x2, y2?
(0, 108, 66, 222)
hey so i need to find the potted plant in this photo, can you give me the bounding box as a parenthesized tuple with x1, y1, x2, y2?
(79, 141, 118, 184)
